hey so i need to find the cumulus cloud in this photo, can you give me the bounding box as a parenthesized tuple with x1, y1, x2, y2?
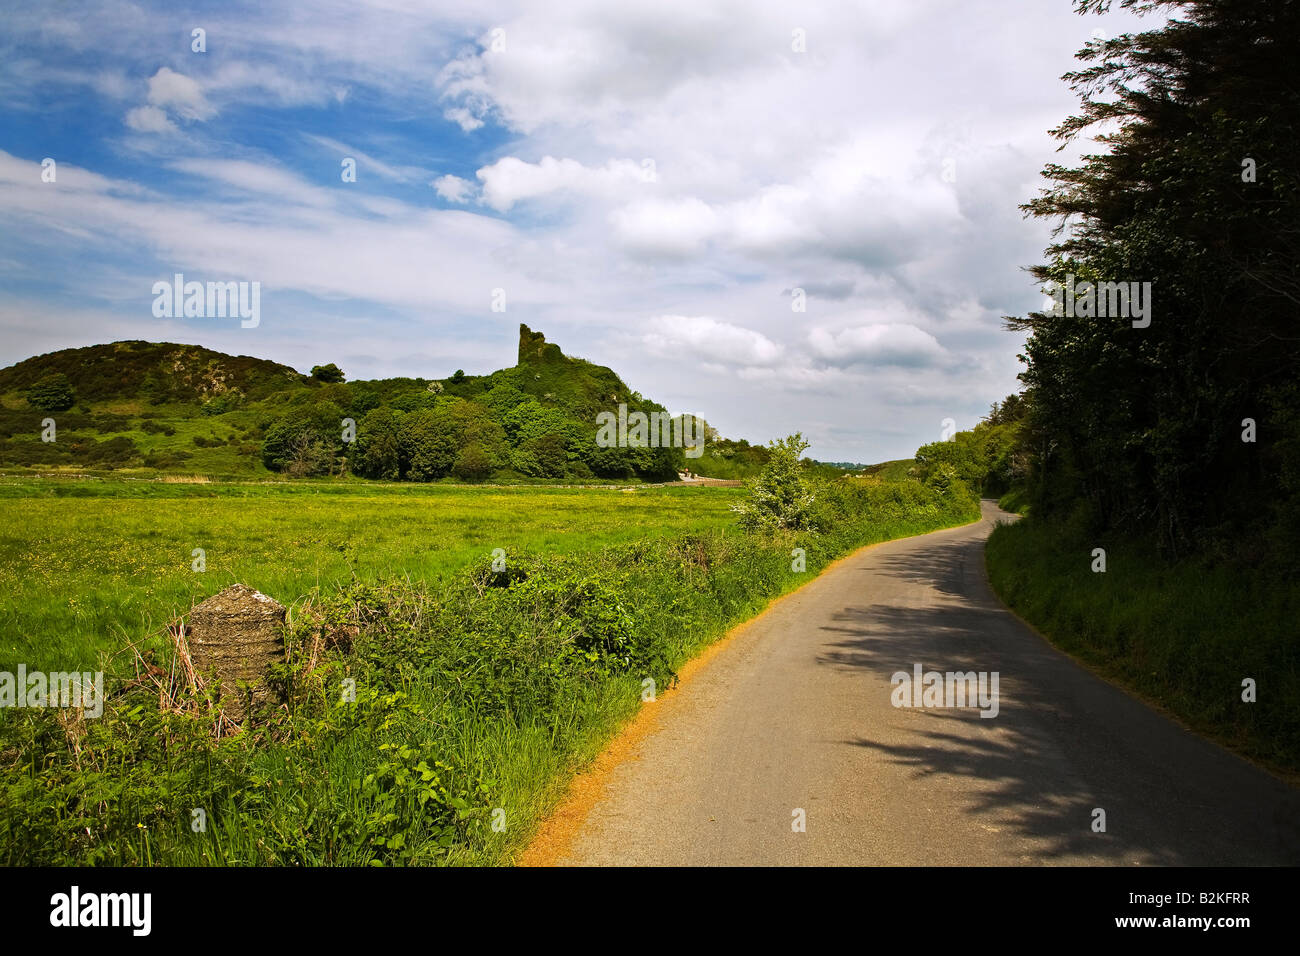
(433, 174, 475, 203)
(124, 67, 213, 133)
(610, 198, 721, 258)
(643, 315, 783, 367)
(476, 156, 649, 211)
(808, 324, 948, 368)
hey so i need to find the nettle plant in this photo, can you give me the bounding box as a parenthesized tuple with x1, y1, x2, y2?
(732, 433, 821, 534)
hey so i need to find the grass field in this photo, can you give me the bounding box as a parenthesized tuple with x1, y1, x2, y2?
(0, 474, 980, 865)
(0, 478, 744, 674)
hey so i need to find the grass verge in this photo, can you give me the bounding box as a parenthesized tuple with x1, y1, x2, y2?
(986, 516, 1299, 777)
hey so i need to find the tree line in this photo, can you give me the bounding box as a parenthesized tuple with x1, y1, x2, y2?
(1004, 0, 1299, 563)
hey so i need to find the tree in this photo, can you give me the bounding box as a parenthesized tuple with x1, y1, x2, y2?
(354, 407, 404, 480)
(402, 409, 458, 480)
(509, 448, 542, 477)
(482, 381, 526, 416)
(26, 374, 75, 411)
(283, 431, 334, 478)
(524, 432, 568, 478)
(261, 402, 344, 475)
(458, 410, 508, 470)
(452, 442, 493, 481)
(915, 434, 987, 489)
(732, 433, 820, 533)
(913, 413, 1026, 497)
(1010, 0, 1300, 552)
(587, 443, 634, 479)
(502, 399, 572, 445)
(310, 363, 345, 383)
(985, 394, 1026, 427)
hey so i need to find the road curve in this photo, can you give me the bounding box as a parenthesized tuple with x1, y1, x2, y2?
(542, 500, 1300, 866)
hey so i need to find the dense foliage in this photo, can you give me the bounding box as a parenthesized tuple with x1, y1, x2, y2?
(25, 373, 75, 412)
(310, 363, 345, 383)
(1008, 0, 1300, 559)
(913, 396, 1028, 498)
(985, 0, 1300, 773)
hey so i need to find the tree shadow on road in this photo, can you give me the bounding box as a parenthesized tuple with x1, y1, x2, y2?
(813, 553, 1300, 865)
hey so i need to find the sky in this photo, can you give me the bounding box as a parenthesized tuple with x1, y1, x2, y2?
(0, 0, 1159, 463)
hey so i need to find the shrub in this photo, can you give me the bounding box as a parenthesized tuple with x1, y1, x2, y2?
(200, 396, 233, 416)
(732, 433, 820, 533)
(311, 364, 345, 383)
(26, 374, 75, 412)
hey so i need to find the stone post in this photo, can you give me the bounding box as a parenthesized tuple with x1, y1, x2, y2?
(187, 584, 286, 721)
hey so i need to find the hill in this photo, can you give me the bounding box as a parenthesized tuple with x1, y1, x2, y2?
(859, 459, 915, 482)
(0, 326, 781, 482)
(0, 340, 307, 406)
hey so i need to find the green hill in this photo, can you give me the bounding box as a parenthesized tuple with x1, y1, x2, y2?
(860, 459, 916, 482)
(0, 326, 751, 482)
(0, 340, 307, 406)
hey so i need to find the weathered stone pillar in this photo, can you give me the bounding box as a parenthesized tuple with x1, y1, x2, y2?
(188, 584, 285, 721)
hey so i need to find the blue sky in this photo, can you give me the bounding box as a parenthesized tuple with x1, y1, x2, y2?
(0, 0, 1154, 462)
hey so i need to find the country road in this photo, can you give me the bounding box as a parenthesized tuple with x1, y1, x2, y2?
(539, 500, 1300, 866)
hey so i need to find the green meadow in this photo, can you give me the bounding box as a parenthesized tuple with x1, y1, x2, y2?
(0, 472, 979, 866)
(0, 478, 744, 674)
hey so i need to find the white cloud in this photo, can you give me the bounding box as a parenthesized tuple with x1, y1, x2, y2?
(809, 323, 947, 368)
(205, 61, 329, 108)
(0, 150, 554, 322)
(644, 315, 783, 367)
(169, 158, 334, 208)
(145, 67, 215, 121)
(304, 134, 429, 184)
(444, 106, 485, 132)
(610, 198, 721, 258)
(476, 156, 648, 211)
(123, 105, 175, 133)
(433, 174, 475, 203)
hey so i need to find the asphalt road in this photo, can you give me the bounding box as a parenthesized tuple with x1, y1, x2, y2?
(552, 500, 1300, 865)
